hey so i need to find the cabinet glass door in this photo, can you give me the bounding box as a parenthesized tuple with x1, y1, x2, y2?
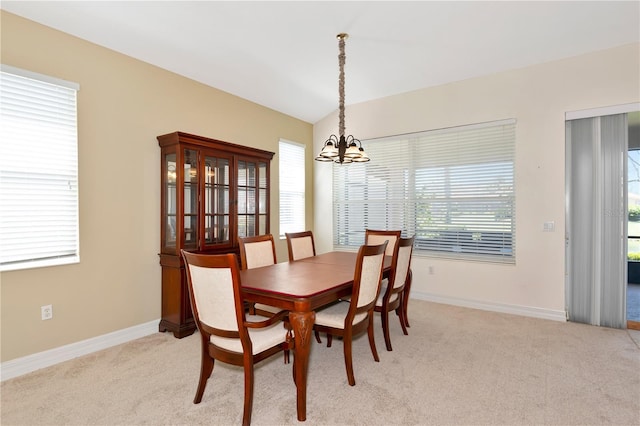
(258, 161, 268, 235)
(237, 160, 255, 237)
(204, 154, 231, 247)
(237, 158, 269, 238)
(164, 152, 177, 251)
(183, 149, 198, 249)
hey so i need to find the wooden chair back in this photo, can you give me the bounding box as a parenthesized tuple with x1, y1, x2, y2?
(351, 241, 388, 312)
(390, 236, 415, 292)
(365, 229, 401, 257)
(239, 234, 277, 270)
(285, 231, 316, 261)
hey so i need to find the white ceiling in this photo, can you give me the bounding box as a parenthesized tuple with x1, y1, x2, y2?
(2, 1, 639, 124)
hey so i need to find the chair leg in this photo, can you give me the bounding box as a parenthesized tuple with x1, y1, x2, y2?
(242, 357, 254, 426)
(194, 352, 214, 404)
(367, 314, 380, 362)
(326, 333, 333, 347)
(397, 306, 409, 335)
(343, 330, 355, 386)
(314, 330, 322, 344)
(381, 307, 393, 351)
(403, 271, 412, 328)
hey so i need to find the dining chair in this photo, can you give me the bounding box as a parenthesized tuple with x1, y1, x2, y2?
(320, 229, 401, 348)
(285, 231, 316, 261)
(312, 241, 388, 386)
(238, 234, 281, 316)
(181, 250, 293, 426)
(374, 235, 415, 351)
(365, 229, 401, 257)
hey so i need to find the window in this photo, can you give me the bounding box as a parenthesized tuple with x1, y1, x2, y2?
(0, 65, 80, 271)
(333, 119, 516, 262)
(279, 139, 305, 238)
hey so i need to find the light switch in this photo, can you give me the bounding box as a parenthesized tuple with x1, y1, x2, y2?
(543, 221, 555, 232)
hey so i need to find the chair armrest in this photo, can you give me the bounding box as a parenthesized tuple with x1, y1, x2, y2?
(244, 309, 288, 328)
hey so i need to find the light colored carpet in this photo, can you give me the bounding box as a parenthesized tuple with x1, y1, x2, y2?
(2, 300, 639, 426)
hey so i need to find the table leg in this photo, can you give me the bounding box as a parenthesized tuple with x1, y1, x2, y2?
(288, 310, 315, 422)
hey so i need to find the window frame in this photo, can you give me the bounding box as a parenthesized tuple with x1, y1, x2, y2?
(332, 119, 516, 263)
(0, 64, 80, 271)
(278, 139, 306, 239)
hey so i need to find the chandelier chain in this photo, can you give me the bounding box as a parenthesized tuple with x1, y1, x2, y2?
(338, 35, 346, 137)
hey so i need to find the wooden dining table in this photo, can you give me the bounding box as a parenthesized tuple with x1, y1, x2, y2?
(239, 251, 391, 422)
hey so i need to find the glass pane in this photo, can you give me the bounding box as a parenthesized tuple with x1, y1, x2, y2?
(184, 149, 198, 216)
(259, 189, 267, 214)
(222, 187, 229, 214)
(205, 156, 231, 220)
(205, 215, 212, 243)
(247, 162, 256, 187)
(184, 149, 197, 182)
(165, 153, 177, 248)
(220, 215, 229, 241)
(184, 215, 197, 248)
(204, 158, 215, 185)
(184, 184, 197, 214)
(204, 157, 215, 216)
(247, 188, 256, 214)
(221, 159, 229, 185)
(238, 188, 246, 214)
(238, 215, 247, 238)
(238, 161, 246, 186)
(166, 216, 176, 246)
(247, 215, 256, 237)
(259, 215, 267, 235)
(259, 162, 267, 188)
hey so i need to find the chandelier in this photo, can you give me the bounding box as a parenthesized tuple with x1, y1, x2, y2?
(315, 33, 369, 164)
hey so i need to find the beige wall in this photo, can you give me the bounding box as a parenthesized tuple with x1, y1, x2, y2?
(314, 43, 640, 316)
(0, 11, 313, 362)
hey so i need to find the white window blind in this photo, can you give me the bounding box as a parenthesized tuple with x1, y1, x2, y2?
(279, 139, 305, 238)
(0, 65, 80, 271)
(333, 119, 516, 262)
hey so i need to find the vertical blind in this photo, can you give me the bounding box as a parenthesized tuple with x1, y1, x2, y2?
(0, 65, 80, 271)
(333, 119, 516, 262)
(279, 139, 305, 237)
(566, 114, 627, 328)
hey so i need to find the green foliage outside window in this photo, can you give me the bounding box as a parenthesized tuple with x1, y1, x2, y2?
(629, 205, 640, 222)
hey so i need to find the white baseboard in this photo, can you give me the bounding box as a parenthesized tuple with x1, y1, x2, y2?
(1, 320, 159, 382)
(411, 291, 567, 322)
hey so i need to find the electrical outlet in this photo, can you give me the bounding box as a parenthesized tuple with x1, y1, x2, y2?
(41, 304, 53, 320)
(428, 266, 434, 275)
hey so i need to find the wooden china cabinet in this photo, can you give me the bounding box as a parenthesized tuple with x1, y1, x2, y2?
(157, 131, 274, 338)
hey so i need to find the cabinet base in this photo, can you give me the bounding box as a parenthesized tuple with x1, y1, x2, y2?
(159, 319, 196, 338)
